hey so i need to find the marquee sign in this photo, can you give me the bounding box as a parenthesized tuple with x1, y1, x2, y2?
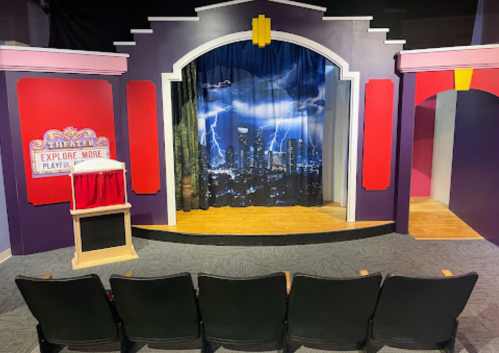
(30, 127, 110, 177)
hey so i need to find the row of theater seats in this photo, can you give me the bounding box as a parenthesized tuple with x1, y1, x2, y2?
(15, 270, 478, 353)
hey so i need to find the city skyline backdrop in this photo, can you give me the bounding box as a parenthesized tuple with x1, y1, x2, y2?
(197, 40, 326, 172)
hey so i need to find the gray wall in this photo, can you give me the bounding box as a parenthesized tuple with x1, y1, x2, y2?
(431, 90, 457, 205)
(323, 64, 349, 205)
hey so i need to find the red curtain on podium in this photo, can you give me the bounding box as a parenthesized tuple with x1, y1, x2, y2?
(72, 170, 124, 210)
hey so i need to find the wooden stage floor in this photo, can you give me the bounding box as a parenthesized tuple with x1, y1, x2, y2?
(409, 197, 483, 240)
(139, 202, 392, 235)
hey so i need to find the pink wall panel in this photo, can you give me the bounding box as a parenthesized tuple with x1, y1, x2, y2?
(0, 47, 127, 75)
(398, 46, 499, 73)
(411, 96, 436, 197)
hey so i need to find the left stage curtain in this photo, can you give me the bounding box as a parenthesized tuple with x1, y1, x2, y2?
(72, 171, 124, 209)
(172, 62, 209, 211)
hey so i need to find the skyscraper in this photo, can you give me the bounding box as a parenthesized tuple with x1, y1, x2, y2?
(226, 145, 235, 169)
(253, 136, 265, 172)
(298, 138, 305, 165)
(237, 127, 249, 172)
(199, 143, 208, 171)
(286, 138, 297, 174)
(198, 143, 210, 209)
(267, 150, 273, 170)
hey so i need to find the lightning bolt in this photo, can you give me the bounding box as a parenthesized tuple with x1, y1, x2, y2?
(309, 133, 316, 155)
(279, 121, 292, 153)
(269, 102, 294, 152)
(256, 122, 272, 137)
(207, 112, 225, 164)
(200, 129, 207, 145)
(269, 120, 280, 152)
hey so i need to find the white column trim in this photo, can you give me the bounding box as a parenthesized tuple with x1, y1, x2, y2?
(0, 248, 11, 265)
(113, 41, 136, 46)
(148, 17, 200, 22)
(162, 30, 360, 225)
(323, 16, 373, 21)
(368, 28, 389, 33)
(385, 40, 406, 45)
(131, 29, 153, 34)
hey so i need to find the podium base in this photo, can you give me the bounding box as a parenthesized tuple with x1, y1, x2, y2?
(72, 246, 139, 270)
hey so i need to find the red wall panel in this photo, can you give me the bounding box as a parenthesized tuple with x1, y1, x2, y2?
(415, 71, 454, 106)
(126, 81, 161, 194)
(17, 78, 117, 206)
(411, 96, 436, 197)
(470, 68, 499, 99)
(362, 79, 395, 191)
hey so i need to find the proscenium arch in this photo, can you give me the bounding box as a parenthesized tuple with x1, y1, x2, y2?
(162, 30, 360, 225)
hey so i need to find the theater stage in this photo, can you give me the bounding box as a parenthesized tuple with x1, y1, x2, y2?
(133, 202, 396, 246)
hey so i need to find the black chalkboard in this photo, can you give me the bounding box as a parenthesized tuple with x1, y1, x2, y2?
(80, 213, 126, 252)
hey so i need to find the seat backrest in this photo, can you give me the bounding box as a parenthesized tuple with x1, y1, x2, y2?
(15, 274, 119, 346)
(288, 273, 382, 344)
(198, 273, 287, 344)
(110, 273, 199, 343)
(372, 272, 478, 344)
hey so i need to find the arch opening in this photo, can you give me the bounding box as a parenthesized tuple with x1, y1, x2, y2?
(161, 30, 360, 225)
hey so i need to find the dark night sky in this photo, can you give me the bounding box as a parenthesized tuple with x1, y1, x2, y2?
(49, 0, 478, 51)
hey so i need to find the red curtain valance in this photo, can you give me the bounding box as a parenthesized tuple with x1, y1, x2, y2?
(72, 170, 124, 210)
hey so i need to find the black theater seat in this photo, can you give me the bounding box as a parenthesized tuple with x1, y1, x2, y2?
(15, 274, 129, 353)
(110, 273, 200, 345)
(198, 272, 288, 350)
(287, 273, 382, 352)
(372, 272, 478, 353)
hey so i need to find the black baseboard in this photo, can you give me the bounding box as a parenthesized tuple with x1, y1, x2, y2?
(132, 223, 396, 246)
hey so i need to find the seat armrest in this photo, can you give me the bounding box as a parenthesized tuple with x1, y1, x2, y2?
(197, 272, 211, 298)
(283, 271, 291, 295)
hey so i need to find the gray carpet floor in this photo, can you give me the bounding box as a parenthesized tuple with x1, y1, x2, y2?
(1, 233, 499, 353)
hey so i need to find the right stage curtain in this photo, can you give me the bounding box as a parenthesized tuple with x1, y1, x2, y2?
(196, 40, 326, 207)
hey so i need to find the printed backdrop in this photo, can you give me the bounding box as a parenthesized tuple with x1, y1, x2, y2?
(197, 41, 325, 207)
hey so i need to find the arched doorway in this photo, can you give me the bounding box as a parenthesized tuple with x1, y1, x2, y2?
(408, 90, 485, 239)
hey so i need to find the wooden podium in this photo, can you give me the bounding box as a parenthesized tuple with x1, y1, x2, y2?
(70, 159, 138, 270)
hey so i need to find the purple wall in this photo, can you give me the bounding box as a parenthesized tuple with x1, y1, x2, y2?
(449, 90, 499, 245)
(118, 0, 403, 223)
(0, 0, 49, 47)
(0, 0, 404, 254)
(472, 0, 499, 45)
(0, 72, 123, 255)
(27, 1, 50, 47)
(0, 0, 30, 44)
(395, 73, 417, 234)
